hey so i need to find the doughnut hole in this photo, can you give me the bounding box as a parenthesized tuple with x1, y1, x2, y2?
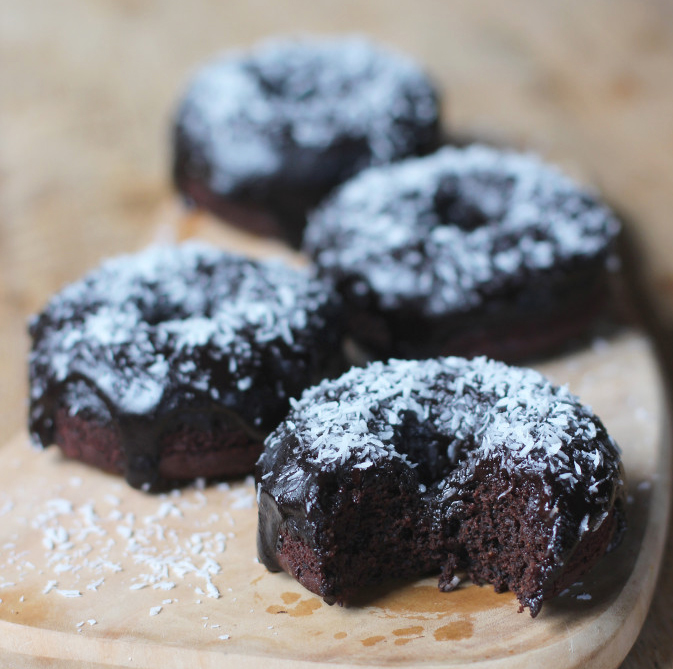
(431, 172, 514, 232)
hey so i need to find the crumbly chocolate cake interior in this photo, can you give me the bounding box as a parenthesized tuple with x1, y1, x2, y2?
(257, 357, 625, 616)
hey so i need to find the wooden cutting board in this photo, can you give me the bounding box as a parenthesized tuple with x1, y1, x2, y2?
(0, 216, 668, 668)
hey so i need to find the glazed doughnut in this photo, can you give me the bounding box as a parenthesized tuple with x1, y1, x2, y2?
(172, 35, 441, 247)
(257, 356, 625, 616)
(304, 144, 621, 361)
(29, 242, 343, 490)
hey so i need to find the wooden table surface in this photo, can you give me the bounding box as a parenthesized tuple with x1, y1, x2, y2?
(1, 1, 672, 666)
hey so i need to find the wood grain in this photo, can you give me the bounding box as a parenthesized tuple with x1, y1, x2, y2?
(1, 1, 672, 665)
(0, 330, 667, 668)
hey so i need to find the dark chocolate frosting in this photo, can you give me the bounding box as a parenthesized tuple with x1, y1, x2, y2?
(172, 35, 441, 246)
(29, 242, 342, 489)
(257, 356, 625, 614)
(304, 144, 621, 358)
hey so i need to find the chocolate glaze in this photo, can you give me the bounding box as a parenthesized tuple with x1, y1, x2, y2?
(172, 35, 441, 247)
(304, 144, 621, 361)
(256, 357, 626, 616)
(29, 242, 343, 490)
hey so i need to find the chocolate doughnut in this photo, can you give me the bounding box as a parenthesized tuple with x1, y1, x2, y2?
(304, 144, 621, 361)
(28, 242, 343, 490)
(257, 356, 625, 616)
(172, 35, 441, 247)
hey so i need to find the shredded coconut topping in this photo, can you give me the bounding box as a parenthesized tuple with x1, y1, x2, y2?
(263, 357, 622, 503)
(0, 479, 257, 637)
(174, 35, 439, 195)
(305, 145, 620, 315)
(29, 242, 336, 421)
